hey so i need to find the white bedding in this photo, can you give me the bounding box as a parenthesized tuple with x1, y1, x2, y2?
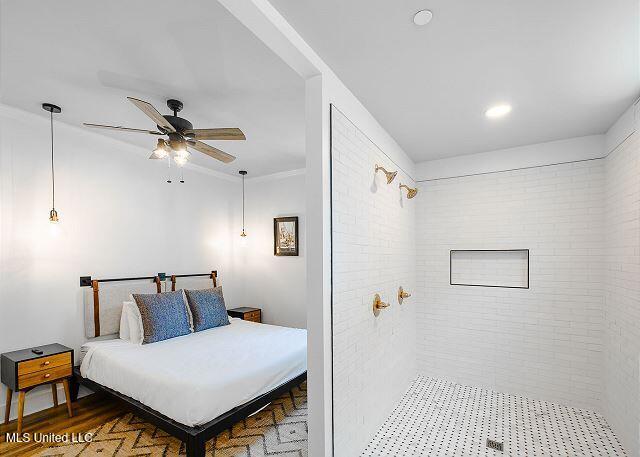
(80, 319, 307, 426)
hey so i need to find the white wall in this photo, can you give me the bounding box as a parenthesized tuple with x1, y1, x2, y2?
(0, 104, 305, 418)
(237, 171, 307, 329)
(331, 107, 416, 456)
(415, 157, 605, 411)
(603, 104, 640, 456)
(213, 3, 418, 455)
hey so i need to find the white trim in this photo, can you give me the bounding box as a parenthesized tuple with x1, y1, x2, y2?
(416, 135, 605, 182)
(247, 168, 305, 183)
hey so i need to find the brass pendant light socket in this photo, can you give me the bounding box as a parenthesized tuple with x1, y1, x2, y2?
(375, 164, 397, 184)
(372, 293, 390, 317)
(49, 208, 59, 223)
(398, 286, 411, 304)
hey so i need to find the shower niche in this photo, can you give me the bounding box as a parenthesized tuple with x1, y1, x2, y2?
(450, 249, 529, 289)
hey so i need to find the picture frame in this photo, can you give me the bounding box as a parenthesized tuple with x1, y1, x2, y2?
(274, 216, 299, 256)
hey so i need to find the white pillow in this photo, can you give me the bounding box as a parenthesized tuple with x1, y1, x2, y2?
(126, 299, 144, 345)
(119, 302, 131, 340)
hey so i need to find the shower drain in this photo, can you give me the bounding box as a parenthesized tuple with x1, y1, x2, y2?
(486, 439, 504, 452)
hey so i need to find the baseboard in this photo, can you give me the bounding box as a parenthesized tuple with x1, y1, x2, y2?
(2, 383, 93, 421)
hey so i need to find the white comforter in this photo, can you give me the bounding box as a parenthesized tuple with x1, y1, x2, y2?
(80, 319, 307, 426)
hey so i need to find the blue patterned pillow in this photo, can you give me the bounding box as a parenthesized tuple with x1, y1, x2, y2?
(184, 287, 230, 332)
(132, 290, 192, 344)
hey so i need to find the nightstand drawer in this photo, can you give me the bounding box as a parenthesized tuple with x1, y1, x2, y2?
(246, 311, 261, 322)
(18, 352, 72, 376)
(18, 364, 72, 389)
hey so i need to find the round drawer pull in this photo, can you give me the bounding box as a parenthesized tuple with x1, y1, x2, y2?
(42, 361, 50, 366)
(43, 373, 51, 379)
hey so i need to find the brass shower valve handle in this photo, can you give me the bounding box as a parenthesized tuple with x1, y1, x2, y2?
(372, 293, 390, 317)
(398, 286, 411, 304)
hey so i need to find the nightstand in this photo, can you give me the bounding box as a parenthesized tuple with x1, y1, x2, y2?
(228, 307, 261, 323)
(1, 343, 73, 433)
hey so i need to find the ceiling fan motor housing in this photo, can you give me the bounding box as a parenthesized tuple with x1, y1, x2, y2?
(159, 99, 193, 133)
(160, 115, 193, 134)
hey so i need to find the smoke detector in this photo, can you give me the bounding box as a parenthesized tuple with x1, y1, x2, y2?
(413, 10, 433, 26)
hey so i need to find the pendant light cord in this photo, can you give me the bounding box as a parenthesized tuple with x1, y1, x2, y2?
(242, 174, 245, 231)
(50, 110, 55, 210)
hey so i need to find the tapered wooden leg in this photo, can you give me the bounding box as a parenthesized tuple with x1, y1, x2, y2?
(4, 388, 11, 424)
(62, 379, 73, 418)
(51, 383, 58, 407)
(16, 391, 25, 434)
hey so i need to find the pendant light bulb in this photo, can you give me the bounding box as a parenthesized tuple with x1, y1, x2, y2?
(239, 170, 248, 239)
(42, 103, 61, 224)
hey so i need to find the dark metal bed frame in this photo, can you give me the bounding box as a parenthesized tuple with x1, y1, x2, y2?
(72, 368, 306, 457)
(76, 271, 307, 457)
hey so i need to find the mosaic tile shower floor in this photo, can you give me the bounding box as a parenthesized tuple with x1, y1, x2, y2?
(361, 376, 625, 456)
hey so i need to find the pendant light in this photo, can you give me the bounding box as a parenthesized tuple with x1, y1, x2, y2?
(239, 170, 247, 238)
(42, 103, 61, 223)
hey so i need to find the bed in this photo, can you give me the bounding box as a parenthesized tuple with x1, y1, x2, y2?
(73, 271, 307, 457)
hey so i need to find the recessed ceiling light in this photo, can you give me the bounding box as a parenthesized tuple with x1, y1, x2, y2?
(413, 10, 433, 26)
(485, 104, 512, 119)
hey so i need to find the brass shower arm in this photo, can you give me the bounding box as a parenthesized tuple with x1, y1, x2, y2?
(375, 164, 398, 184)
(399, 183, 418, 199)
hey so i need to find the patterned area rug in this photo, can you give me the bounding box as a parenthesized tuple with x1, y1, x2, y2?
(37, 382, 307, 457)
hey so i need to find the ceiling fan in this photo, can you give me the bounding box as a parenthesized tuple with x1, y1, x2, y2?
(84, 97, 244, 165)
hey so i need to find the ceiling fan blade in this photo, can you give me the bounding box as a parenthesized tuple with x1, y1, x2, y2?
(188, 140, 236, 163)
(183, 128, 246, 141)
(127, 97, 176, 133)
(83, 123, 163, 135)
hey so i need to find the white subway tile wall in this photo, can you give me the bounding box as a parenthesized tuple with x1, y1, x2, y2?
(331, 106, 417, 457)
(604, 132, 640, 456)
(415, 160, 606, 411)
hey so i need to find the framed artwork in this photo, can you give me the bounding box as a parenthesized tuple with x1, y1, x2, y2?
(274, 216, 299, 256)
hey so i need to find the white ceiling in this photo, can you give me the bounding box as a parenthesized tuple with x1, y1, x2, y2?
(271, 0, 639, 162)
(0, 0, 305, 177)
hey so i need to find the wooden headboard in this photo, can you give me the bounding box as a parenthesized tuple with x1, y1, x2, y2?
(80, 271, 217, 338)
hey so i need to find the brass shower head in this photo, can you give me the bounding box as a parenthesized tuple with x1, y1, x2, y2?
(399, 183, 418, 199)
(375, 164, 397, 184)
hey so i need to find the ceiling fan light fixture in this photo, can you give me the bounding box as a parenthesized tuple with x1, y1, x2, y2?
(83, 97, 243, 176)
(174, 155, 188, 167)
(150, 139, 169, 159)
(174, 146, 189, 158)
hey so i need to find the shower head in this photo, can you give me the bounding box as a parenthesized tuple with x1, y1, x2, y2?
(375, 164, 397, 184)
(400, 183, 418, 199)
